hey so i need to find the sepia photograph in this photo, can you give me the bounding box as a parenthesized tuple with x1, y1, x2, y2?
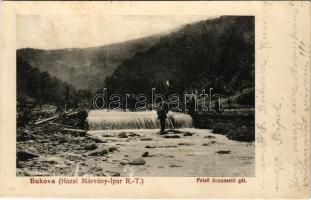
(16, 15, 255, 177)
(0, 0, 309, 198)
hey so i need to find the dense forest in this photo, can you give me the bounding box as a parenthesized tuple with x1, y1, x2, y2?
(105, 16, 254, 102)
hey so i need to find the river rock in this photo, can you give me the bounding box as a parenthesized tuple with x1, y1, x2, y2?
(142, 152, 149, 157)
(87, 148, 109, 156)
(170, 164, 182, 168)
(128, 132, 140, 137)
(40, 156, 59, 164)
(112, 172, 121, 176)
(108, 146, 118, 152)
(118, 132, 128, 138)
(129, 158, 146, 165)
(163, 135, 181, 139)
(106, 171, 121, 177)
(202, 141, 217, 146)
(140, 138, 153, 141)
(120, 160, 129, 165)
(102, 134, 114, 138)
(204, 135, 216, 139)
(90, 166, 103, 172)
(183, 132, 193, 137)
(158, 145, 178, 148)
(16, 151, 38, 161)
(178, 142, 194, 146)
(95, 171, 107, 176)
(84, 143, 98, 150)
(216, 150, 231, 154)
(145, 145, 156, 148)
(171, 129, 182, 133)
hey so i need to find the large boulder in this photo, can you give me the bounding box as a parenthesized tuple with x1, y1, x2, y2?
(129, 158, 146, 165)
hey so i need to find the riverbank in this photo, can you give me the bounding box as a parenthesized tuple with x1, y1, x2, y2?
(17, 128, 254, 177)
(193, 108, 255, 142)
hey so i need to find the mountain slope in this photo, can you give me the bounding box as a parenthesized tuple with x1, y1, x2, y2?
(17, 35, 161, 90)
(17, 57, 81, 106)
(105, 16, 254, 98)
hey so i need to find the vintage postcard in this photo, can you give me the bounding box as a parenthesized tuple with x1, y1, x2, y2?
(0, 1, 310, 198)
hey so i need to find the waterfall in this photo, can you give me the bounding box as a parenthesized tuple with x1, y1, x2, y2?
(86, 110, 193, 130)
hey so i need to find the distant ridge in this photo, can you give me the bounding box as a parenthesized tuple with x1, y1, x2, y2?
(17, 34, 162, 90)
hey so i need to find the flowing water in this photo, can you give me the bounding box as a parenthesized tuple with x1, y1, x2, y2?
(87, 110, 193, 130)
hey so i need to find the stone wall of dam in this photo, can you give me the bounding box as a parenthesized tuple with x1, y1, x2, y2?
(193, 111, 255, 142)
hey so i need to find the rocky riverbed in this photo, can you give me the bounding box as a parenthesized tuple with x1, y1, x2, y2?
(17, 128, 254, 177)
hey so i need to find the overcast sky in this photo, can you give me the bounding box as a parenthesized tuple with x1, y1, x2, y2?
(16, 15, 217, 50)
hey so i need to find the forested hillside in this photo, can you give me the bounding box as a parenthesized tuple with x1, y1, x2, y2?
(105, 16, 254, 102)
(17, 57, 91, 107)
